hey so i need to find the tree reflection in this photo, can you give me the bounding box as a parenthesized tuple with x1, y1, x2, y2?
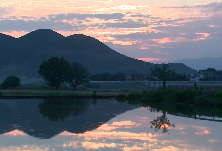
(150, 112, 175, 133)
(38, 98, 89, 122)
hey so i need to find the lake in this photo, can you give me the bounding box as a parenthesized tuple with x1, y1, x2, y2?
(0, 98, 221, 150)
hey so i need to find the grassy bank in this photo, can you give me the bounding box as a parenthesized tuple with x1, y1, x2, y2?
(116, 90, 222, 119)
(116, 89, 222, 108)
(0, 89, 126, 98)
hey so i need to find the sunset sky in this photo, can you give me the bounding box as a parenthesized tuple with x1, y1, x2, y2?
(0, 0, 222, 63)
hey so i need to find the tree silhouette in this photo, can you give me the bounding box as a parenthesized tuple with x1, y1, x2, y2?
(1, 75, 21, 89)
(67, 62, 90, 90)
(150, 111, 175, 133)
(150, 63, 175, 89)
(38, 56, 71, 90)
(38, 98, 89, 122)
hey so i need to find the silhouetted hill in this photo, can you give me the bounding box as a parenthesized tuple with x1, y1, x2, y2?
(16, 29, 65, 50)
(0, 29, 197, 83)
(173, 57, 222, 71)
(0, 99, 139, 139)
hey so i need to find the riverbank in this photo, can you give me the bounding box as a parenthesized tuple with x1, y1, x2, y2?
(116, 89, 222, 108)
(0, 89, 135, 98)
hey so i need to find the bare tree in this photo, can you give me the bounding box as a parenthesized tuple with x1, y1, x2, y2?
(150, 63, 175, 89)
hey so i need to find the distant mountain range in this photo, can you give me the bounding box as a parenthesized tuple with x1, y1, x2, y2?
(173, 57, 222, 71)
(0, 29, 197, 84)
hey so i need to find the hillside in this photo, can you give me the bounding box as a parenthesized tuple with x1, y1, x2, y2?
(173, 57, 222, 71)
(0, 29, 197, 83)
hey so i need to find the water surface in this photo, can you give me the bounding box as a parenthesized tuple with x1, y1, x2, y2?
(0, 99, 221, 150)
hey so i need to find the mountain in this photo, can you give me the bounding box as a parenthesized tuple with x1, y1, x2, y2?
(173, 57, 222, 71)
(0, 99, 139, 139)
(0, 29, 197, 83)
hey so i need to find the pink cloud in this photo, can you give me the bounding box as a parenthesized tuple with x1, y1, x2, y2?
(2, 31, 29, 38)
(136, 58, 167, 62)
(192, 33, 211, 41)
(4, 129, 27, 136)
(150, 37, 186, 44)
(155, 51, 169, 55)
(193, 126, 211, 135)
(207, 25, 219, 28)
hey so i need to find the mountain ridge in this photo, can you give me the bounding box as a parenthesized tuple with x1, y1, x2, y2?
(0, 29, 197, 83)
(173, 57, 222, 71)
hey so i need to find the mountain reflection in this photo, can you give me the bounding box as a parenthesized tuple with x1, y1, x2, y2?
(38, 98, 89, 122)
(0, 99, 138, 139)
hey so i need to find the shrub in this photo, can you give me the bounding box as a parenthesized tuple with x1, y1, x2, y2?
(195, 97, 221, 107)
(126, 93, 139, 101)
(214, 92, 222, 98)
(175, 90, 196, 104)
(145, 90, 165, 102)
(116, 94, 127, 102)
(1, 76, 21, 89)
(92, 90, 97, 97)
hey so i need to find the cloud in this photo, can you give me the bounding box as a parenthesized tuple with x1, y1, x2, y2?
(0, 6, 15, 16)
(137, 58, 168, 62)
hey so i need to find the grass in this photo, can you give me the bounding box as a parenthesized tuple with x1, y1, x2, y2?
(116, 89, 222, 119)
(116, 89, 222, 108)
(0, 89, 123, 97)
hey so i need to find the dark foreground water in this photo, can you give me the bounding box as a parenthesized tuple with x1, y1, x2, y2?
(0, 98, 221, 151)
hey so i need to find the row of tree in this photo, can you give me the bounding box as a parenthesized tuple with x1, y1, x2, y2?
(90, 72, 125, 81)
(0, 57, 175, 90)
(38, 56, 89, 90)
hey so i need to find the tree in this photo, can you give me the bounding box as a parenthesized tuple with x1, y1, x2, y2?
(1, 76, 21, 89)
(150, 111, 175, 133)
(150, 63, 175, 89)
(38, 56, 71, 90)
(90, 72, 125, 81)
(67, 62, 90, 90)
(38, 98, 89, 122)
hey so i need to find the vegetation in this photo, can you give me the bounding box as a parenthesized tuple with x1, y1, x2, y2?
(38, 56, 90, 90)
(1, 76, 21, 89)
(38, 98, 89, 122)
(116, 90, 222, 123)
(67, 62, 90, 90)
(166, 74, 188, 81)
(38, 56, 70, 90)
(90, 72, 125, 81)
(150, 63, 175, 89)
(116, 89, 222, 108)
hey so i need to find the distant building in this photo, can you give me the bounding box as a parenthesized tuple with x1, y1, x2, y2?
(189, 74, 204, 81)
(125, 73, 145, 81)
(199, 68, 222, 81)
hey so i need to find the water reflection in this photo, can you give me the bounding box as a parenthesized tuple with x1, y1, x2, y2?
(116, 97, 222, 122)
(38, 98, 89, 122)
(0, 99, 138, 139)
(0, 99, 222, 150)
(150, 111, 175, 133)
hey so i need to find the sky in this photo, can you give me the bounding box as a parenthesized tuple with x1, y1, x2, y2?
(0, 0, 222, 63)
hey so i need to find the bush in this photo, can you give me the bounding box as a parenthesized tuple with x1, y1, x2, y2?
(0, 91, 3, 96)
(126, 93, 139, 101)
(195, 97, 222, 107)
(1, 76, 21, 89)
(214, 92, 222, 98)
(175, 90, 196, 104)
(116, 94, 127, 102)
(92, 90, 97, 97)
